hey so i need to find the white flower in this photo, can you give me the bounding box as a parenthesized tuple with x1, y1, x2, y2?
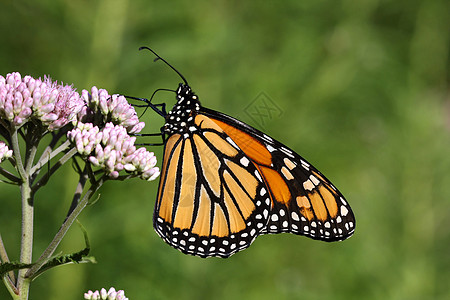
(84, 287, 129, 300)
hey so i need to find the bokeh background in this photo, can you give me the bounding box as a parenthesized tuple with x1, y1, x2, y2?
(1, 0, 449, 299)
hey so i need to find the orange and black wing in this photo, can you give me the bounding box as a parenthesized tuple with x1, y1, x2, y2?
(152, 83, 354, 258)
(201, 107, 356, 242)
(154, 114, 272, 258)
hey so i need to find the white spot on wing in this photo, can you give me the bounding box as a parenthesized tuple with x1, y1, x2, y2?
(301, 160, 310, 170)
(240, 157, 250, 167)
(280, 147, 294, 157)
(263, 134, 273, 142)
(309, 175, 320, 186)
(226, 137, 240, 149)
(255, 170, 263, 182)
(260, 188, 266, 196)
(281, 146, 292, 153)
(267, 144, 276, 152)
(283, 158, 296, 170)
(281, 166, 294, 180)
(303, 179, 315, 191)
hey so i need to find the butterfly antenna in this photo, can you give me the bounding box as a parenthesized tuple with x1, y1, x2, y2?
(139, 46, 189, 86)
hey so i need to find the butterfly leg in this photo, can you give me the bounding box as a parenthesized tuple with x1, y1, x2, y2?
(133, 126, 166, 146)
(126, 93, 167, 117)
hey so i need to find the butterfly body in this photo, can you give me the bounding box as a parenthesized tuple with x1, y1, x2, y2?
(153, 83, 355, 258)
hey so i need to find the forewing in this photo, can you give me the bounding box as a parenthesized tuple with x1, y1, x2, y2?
(202, 108, 356, 242)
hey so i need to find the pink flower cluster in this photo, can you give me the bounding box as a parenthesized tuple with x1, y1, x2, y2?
(1, 72, 160, 181)
(0, 141, 12, 163)
(67, 122, 160, 181)
(0, 72, 84, 130)
(79, 87, 145, 134)
(84, 287, 128, 300)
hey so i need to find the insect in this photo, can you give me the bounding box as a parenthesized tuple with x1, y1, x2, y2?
(135, 47, 355, 258)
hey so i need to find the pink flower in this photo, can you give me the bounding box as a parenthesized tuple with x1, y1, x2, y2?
(0, 141, 13, 163)
(1, 72, 159, 182)
(0, 73, 34, 126)
(0, 72, 84, 130)
(79, 87, 144, 134)
(67, 122, 159, 181)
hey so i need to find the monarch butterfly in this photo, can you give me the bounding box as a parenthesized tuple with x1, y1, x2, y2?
(136, 47, 355, 258)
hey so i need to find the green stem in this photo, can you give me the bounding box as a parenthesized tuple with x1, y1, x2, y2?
(24, 145, 37, 174)
(23, 125, 40, 174)
(0, 234, 16, 284)
(0, 166, 20, 183)
(0, 234, 10, 262)
(30, 139, 71, 175)
(10, 128, 26, 182)
(1, 235, 19, 299)
(31, 147, 77, 194)
(17, 181, 33, 300)
(65, 170, 88, 218)
(2, 275, 19, 299)
(10, 124, 43, 299)
(9, 126, 34, 299)
(25, 176, 105, 279)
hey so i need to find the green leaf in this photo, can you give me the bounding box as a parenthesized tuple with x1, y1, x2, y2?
(0, 262, 33, 277)
(29, 220, 96, 280)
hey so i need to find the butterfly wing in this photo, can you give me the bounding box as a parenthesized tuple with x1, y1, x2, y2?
(201, 107, 356, 242)
(153, 114, 272, 258)
(152, 82, 355, 258)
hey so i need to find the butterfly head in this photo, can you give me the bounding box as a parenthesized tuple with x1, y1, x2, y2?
(164, 83, 201, 135)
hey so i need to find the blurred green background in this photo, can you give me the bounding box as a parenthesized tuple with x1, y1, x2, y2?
(1, 0, 449, 299)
